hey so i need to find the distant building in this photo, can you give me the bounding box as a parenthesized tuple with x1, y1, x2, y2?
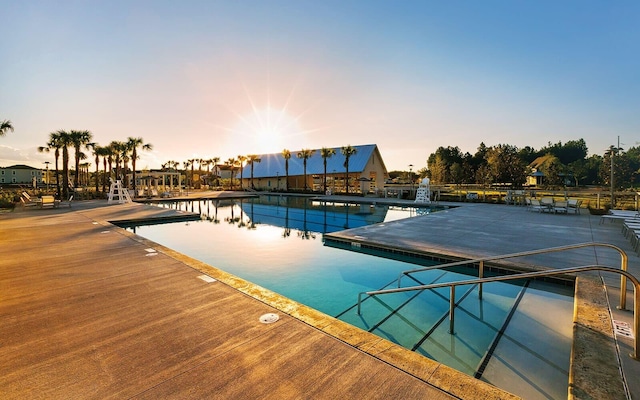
(527, 155, 573, 187)
(238, 144, 389, 193)
(0, 164, 43, 186)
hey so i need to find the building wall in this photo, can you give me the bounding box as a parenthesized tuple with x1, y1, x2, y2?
(0, 166, 43, 185)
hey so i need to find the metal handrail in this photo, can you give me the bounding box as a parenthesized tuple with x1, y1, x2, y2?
(359, 264, 640, 360)
(396, 242, 630, 309)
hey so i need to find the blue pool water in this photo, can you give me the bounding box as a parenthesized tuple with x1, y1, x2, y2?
(125, 196, 574, 399)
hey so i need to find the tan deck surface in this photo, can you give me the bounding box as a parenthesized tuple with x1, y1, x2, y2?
(0, 200, 470, 399)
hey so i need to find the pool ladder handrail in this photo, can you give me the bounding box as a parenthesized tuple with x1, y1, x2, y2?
(358, 264, 640, 360)
(396, 242, 630, 310)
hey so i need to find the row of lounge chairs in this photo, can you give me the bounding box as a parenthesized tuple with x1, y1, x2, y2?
(21, 192, 73, 209)
(526, 197, 582, 214)
(603, 210, 640, 255)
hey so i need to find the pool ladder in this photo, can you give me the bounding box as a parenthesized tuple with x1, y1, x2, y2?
(356, 242, 639, 360)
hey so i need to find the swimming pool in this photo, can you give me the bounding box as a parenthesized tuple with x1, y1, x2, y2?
(124, 196, 573, 399)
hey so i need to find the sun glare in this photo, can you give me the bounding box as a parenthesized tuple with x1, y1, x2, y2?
(237, 106, 300, 154)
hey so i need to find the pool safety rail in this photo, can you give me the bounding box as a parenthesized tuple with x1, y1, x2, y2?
(396, 242, 631, 310)
(358, 264, 640, 360)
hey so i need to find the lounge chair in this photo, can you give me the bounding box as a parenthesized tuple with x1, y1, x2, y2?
(553, 200, 568, 214)
(21, 192, 39, 207)
(567, 199, 581, 214)
(540, 197, 554, 213)
(529, 198, 547, 213)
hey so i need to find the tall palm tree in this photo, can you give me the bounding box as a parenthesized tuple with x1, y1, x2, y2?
(127, 137, 153, 195)
(246, 154, 262, 189)
(183, 160, 192, 190)
(226, 158, 237, 190)
(320, 147, 336, 194)
(210, 157, 221, 186)
(69, 130, 93, 188)
(237, 155, 247, 190)
(282, 149, 291, 191)
(38, 131, 63, 197)
(341, 145, 357, 194)
(188, 158, 197, 189)
(0, 120, 14, 137)
(57, 130, 74, 199)
(87, 142, 100, 193)
(297, 149, 315, 191)
(97, 146, 110, 193)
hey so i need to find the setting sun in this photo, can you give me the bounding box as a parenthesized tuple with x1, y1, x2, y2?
(236, 106, 301, 154)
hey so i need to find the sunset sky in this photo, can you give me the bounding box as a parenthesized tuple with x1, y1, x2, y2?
(1, 1, 638, 172)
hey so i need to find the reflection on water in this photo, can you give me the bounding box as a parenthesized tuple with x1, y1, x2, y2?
(146, 195, 434, 238)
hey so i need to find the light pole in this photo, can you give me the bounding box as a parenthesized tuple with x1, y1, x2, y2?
(409, 164, 414, 197)
(44, 161, 50, 191)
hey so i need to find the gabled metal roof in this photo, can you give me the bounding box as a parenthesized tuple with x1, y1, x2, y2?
(238, 144, 380, 179)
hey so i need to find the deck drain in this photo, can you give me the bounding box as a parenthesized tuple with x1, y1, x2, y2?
(259, 313, 279, 324)
(198, 275, 217, 283)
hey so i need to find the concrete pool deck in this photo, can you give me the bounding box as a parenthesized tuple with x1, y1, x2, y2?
(1, 193, 638, 399)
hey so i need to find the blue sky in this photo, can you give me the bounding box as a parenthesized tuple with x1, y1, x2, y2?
(1, 1, 638, 171)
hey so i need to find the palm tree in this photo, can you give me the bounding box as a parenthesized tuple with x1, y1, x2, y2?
(210, 157, 220, 186)
(127, 137, 153, 195)
(69, 130, 93, 188)
(297, 149, 315, 191)
(38, 131, 63, 197)
(320, 147, 336, 194)
(57, 130, 74, 199)
(97, 146, 110, 193)
(0, 120, 14, 137)
(237, 155, 247, 190)
(87, 143, 100, 193)
(341, 145, 357, 194)
(188, 158, 198, 189)
(183, 160, 192, 190)
(282, 149, 291, 191)
(247, 154, 262, 189)
(226, 158, 237, 190)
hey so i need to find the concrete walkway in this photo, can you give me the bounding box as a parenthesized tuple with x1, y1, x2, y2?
(1, 195, 638, 399)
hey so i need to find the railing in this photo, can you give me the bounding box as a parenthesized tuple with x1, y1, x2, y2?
(358, 265, 639, 360)
(396, 242, 630, 310)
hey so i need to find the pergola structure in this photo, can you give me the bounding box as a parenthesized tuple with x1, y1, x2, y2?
(128, 171, 183, 197)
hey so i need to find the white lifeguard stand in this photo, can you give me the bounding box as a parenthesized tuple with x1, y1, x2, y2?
(414, 178, 432, 204)
(107, 179, 132, 204)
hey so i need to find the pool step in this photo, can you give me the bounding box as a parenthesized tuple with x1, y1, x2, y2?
(479, 281, 573, 400)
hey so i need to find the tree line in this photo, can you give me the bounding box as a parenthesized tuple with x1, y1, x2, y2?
(38, 130, 152, 200)
(423, 139, 640, 189)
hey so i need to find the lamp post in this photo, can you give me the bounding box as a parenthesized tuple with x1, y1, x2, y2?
(44, 161, 50, 191)
(409, 164, 414, 198)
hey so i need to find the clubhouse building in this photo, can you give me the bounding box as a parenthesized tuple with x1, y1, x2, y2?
(238, 144, 389, 194)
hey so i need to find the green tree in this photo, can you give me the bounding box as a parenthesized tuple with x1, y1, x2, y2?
(246, 154, 262, 189)
(341, 145, 357, 194)
(226, 158, 237, 190)
(237, 155, 247, 190)
(320, 147, 336, 193)
(485, 144, 527, 186)
(127, 137, 153, 195)
(38, 131, 63, 197)
(282, 149, 291, 191)
(297, 149, 315, 191)
(0, 120, 14, 137)
(69, 130, 93, 188)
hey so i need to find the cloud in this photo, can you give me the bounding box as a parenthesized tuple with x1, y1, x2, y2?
(0, 145, 49, 167)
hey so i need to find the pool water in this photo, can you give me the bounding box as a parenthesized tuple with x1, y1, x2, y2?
(126, 196, 573, 399)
